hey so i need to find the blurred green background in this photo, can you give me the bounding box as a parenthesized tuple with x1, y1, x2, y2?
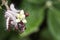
(0, 0, 60, 40)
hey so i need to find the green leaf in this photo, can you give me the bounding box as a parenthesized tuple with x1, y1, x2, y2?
(48, 7, 60, 40)
(52, 0, 60, 10)
(20, 1, 45, 37)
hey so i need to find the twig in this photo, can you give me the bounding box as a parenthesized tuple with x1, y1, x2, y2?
(1, 0, 10, 10)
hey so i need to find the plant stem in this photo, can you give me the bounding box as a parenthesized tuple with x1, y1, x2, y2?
(1, 0, 10, 10)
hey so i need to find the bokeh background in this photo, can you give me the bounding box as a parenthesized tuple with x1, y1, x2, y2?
(0, 0, 60, 40)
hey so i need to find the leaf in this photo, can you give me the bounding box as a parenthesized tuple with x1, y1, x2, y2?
(52, 0, 60, 10)
(48, 7, 60, 40)
(20, 1, 45, 37)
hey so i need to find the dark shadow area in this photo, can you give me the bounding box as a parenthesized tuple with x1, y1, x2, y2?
(10, 0, 23, 8)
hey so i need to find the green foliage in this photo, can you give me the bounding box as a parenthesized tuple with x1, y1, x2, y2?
(48, 7, 60, 40)
(0, 0, 60, 40)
